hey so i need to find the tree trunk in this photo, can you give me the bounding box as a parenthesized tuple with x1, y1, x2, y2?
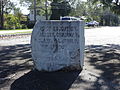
(1, 1, 4, 29)
(0, 1, 1, 29)
(0, 1, 4, 29)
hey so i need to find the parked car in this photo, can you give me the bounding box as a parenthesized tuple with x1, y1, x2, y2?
(87, 21, 99, 27)
(60, 16, 80, 20)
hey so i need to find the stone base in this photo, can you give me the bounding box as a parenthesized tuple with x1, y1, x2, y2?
(34, 65, 82, 72)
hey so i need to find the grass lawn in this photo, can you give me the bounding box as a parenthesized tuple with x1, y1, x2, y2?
(0, 29, 32, 31)
(0, 29, 32, 35)
(1, 31, 32, 35)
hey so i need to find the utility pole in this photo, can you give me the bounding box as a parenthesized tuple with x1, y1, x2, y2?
(34, 0, 36, 22)
(45, 0, 48, 20)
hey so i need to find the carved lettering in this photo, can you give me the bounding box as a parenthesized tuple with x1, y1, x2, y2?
(32, 21, 85, 71)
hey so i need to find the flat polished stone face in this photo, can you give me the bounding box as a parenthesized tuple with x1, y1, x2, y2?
(31, 20, 85, 71)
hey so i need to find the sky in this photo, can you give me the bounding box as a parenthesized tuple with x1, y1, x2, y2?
(10, 0, 87, 15)
(10, 0, 30, 15)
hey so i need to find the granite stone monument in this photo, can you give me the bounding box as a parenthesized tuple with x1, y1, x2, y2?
(31, 20, 85, 71)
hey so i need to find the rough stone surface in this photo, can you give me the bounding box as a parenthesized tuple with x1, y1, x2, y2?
(31, 20, 85, 71)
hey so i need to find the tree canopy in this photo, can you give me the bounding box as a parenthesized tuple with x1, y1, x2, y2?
(0, 0, 15, 29)
(19, 0, 78, 20)
(92, 0, 120, 14)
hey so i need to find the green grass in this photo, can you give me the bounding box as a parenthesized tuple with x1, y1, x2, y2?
(85, 26, 101, 29)
(85, 27, 90, 29)
(0, 29, 32, 31)
(0, 31, 32, 35)
(85, 26, 95, 29)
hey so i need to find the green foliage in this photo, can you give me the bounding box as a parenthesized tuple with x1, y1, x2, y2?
(70, 1, 103, 22)
(4, 14, 20, 29)
(92, 0, 120, 14)
(2, 0, 15, 14)
(20, 0, 73, 20)
(14, 8, 27, 22)
(100, 11, 119, 26)
(19, 0, 119, 26)
(4, 14, 27, 29)
(69, 0, 119, 26)
(20, 0, 51, 19)
(70, 1, 86, 16)
(3, 7, 28, 29)
(0, 0, 15, 29)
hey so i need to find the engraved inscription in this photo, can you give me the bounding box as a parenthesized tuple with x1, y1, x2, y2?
(31, 21, 84, 71)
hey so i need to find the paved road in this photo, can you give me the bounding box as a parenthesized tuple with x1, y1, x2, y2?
(1, 26, 120, 46)
(85, 26, 120, 45)
(0, 27, 120, 90)
(0, 34, 31, 46)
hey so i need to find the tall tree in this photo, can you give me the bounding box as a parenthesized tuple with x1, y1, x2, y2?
(14, 8, 22, 21)
(92, 0, 120, 14)
(19, 0, 75, 20)
(69, 0, 103, 22)
(0, 0, 14, 29)
(0, 0, 4, 29)
(20, 0, 50, 20)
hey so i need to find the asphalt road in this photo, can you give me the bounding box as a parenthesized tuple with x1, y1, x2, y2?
(0, 27, 120, 90)
(85, 26, 120, 45)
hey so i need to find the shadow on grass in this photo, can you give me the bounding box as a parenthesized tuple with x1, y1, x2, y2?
(74, 44, 120, 90)
(0, 44, 33, 86)
(70, 44, 120, 90)
(0, 44, 81, 90)
(0, 44, 120, 90)
(10, 70, 81, 90)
